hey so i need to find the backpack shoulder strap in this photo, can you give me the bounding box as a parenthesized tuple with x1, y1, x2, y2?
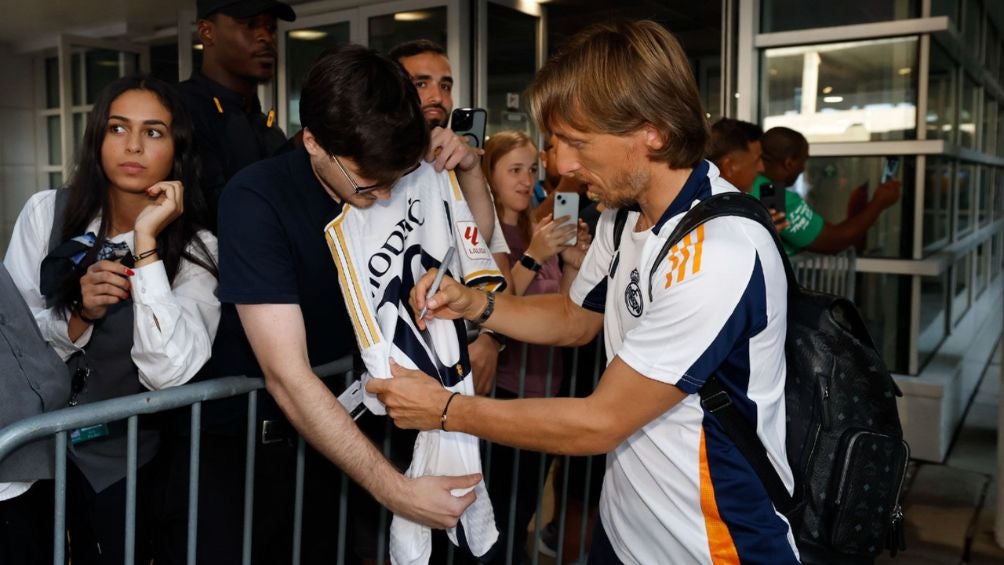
(648, 191, 799, 514)
(646, 192, 798, 301)
(700, 376, 796, 514)
(48, 188, 70, 253)
(612, 207, 630, 251)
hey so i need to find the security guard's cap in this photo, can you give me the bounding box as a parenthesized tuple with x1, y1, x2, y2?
(197, 0, 296, 22)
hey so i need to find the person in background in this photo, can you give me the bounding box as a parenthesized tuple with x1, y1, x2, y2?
(756, 126, 901, 255)
(479, 130, 589, 563)
(180, 0, 296, 231)
(5, 75, 219, 565)
(708, 118, 790, 233)
(0, 262, 71, 565)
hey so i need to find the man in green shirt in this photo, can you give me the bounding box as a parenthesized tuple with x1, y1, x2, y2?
(711, 120, 901, 255)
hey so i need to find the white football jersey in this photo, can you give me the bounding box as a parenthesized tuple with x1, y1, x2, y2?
(324, 163, 505, 563)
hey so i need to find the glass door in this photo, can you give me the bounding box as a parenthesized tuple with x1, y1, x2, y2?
(478, 0, 542, 139)
(278, 9, 356, 133)
(360, 0, 461, 103)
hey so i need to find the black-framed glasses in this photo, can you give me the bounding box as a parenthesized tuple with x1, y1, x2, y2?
(330, 154, 420, 195)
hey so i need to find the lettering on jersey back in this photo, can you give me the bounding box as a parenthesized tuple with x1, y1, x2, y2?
(665, 224, 705, 288)
(368, 198, 425, 295)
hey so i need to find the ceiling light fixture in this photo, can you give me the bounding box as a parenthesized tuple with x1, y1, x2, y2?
(289, 30, 328, 40)
(395, 11, 430, 21)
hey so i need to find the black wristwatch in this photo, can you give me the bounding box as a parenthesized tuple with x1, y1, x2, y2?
(519, 253, 542, 272)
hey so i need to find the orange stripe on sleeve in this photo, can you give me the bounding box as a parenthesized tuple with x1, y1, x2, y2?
(692, 225, 705, 274)
(699, 430, 740, 564)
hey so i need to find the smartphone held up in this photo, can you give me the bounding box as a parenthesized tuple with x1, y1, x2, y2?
(450, 108, 487, 149)
(552, 192, 580, 245)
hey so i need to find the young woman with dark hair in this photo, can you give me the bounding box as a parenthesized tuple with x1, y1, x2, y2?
(4, 74, 219, 564)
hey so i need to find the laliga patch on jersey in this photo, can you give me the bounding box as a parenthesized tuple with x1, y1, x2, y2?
(624, 268, 643, 317)
(457, 221, 490, 259)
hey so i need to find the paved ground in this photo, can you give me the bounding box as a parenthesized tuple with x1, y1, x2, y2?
(878, 344, 1004, 565)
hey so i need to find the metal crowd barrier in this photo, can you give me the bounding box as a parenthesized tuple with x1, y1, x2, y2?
(0, 346, 603, 565)
(789, 247, 857, 300)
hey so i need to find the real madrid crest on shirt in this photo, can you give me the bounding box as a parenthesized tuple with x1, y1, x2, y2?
(625, 268, 643, 317)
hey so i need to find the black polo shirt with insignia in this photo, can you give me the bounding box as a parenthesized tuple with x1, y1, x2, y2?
(179, 72, 288, 232)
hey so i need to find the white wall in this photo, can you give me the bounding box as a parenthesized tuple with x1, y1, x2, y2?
(0, 44, 37, 257)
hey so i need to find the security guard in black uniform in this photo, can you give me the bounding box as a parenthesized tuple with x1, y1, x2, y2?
(158, 2, 298, 563)
(180, 0, 295, 232)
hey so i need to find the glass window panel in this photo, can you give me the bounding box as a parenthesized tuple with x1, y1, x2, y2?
(857, 273, 912, 374)
(151, 42, 180, 83)
(957, 162, 975, 237)
(923, 157, 952, 250)
(927, 41, 956, 143)
(952, 254, 971, 324)
(994, 233, 1003, 279)
(964, 0, 982, 59)
(761, 37, 918, 143)
(45, 57, 59, 109)
(984, 96, 997, 155)
(998, 166, 1004, 220)
(998, 102, 1004, 157)
(978, 167, 993, 225)
(959, 75, 978, 149)
(368, 7, 447, 56)
(975, 242, 988, 298)
(71, 51, 82, 106)
(760, 0, 918, 33)
(48, 172, 63, 189)
(73, 112, 86, 161)
(918, 272, 948, 370)
(46, 115, 61, 166)
(285, 22, 351, 134)
(803, 156, 914, 258)
(987, 23, 1000, 82)
(486, 2, 538, 138)
(931, 0, 961, 25)
(85, 49, 139, 104)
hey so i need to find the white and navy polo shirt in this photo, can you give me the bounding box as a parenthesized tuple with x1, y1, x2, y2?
(569, 161, 798, 564)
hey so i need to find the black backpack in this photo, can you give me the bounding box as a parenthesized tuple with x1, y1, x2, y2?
(612, 192, 909, 560)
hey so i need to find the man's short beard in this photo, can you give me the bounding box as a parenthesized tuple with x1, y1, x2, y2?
(603, 169, 649, 209)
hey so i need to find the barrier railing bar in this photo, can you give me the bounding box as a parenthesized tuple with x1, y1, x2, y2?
(241, 390, 258, 565)
(336, 370, 353, 565)
(187, 402, 201, 565)
(506, 342, 530, 565)
(555, 344, 581, 565)
(125, 415, 138, 565)
(0, 376, 265, 463)
(292, 435, 306, 565)
(53, 431, 67, 565)
(577, 342, 604, 561)
(376, 416, 393, 565)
